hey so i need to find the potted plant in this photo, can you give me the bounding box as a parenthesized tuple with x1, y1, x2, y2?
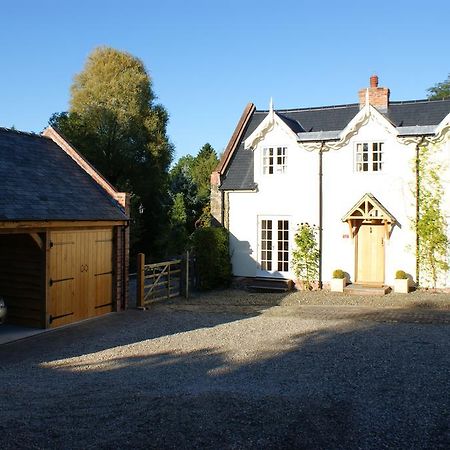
(330, 269, 347, 292)
(394, 270, 410, 293)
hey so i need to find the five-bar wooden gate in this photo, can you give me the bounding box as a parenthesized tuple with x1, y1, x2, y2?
(136, 252, 190, 308)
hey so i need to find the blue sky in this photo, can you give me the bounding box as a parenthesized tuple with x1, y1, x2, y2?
(1, 0, 449, 161)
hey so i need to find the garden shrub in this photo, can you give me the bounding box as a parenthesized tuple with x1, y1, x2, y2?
(395, 270, 408, 279)
(291, 223, 319, 290)
(332, 269, 345, 279)
(192, 227, 232, 290)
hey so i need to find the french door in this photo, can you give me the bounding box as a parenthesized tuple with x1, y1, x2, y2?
(258, 217, 290, 277)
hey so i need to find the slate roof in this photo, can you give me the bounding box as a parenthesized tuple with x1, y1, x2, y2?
(220, 112, 264, 191)
(220, 98, 450, 191)
(0, 128, 128, 221)
(387, 99, 450, 127)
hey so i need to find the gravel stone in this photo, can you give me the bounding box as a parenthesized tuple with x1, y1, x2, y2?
(1, 289, 449, 449)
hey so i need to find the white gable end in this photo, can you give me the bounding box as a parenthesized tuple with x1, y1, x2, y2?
(244, 109, 299, 150)
(332, 103, 397, 151)
(434, 111, 450, 144)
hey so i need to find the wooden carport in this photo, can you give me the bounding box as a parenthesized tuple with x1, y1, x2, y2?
(0, 126, 129, 329)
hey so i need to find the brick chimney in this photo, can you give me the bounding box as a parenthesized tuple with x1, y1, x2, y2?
(358, 75, 390, 112)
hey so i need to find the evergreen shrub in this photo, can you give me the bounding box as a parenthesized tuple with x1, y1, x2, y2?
(395, 270, 408, 279)
(192, 227, 231, 290)
(332, 269, 346, 279)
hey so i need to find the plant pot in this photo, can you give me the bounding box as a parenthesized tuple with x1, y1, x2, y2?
(330, 278, 346, 292)
(394, 278, 409, 294)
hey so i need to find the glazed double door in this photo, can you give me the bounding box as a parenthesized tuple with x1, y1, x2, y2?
(258, 217, 290, 277)
(48, 229, 113, 327)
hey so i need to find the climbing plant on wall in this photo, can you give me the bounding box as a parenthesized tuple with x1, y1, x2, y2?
(291, 223, 320, 290)
(415, 144, 449, 288)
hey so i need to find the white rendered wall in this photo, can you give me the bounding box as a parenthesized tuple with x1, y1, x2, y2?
(443, 139, 450, 286)
(227, 113, 450, 287)
(322, 116, 417, 286)
(228, 191, 258, 277)
(425, 137, 450, 287)
(228, 121, 319, 278)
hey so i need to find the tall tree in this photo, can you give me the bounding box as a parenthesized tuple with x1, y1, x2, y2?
(49, 47, 173, 258)
(168, 155, 199, 237)
(191, 143, 219, 202)
(166, 143, 219, 254)
(427, 74, 450, 100)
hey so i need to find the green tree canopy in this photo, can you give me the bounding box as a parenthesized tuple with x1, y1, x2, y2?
(49, 46, 173, 257)
(191, 143, 219, 201)
(427, 74, 450, 100)
(166, 143, 219, 254)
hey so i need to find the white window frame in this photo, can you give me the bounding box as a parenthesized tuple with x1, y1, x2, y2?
(355, 142, 384, 173)
(262, 146, 287, 175)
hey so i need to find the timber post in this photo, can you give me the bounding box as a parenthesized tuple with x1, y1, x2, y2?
(167, 263, 171, 299)
(185, 250, 190, 299)
(137, 253, 145, 308)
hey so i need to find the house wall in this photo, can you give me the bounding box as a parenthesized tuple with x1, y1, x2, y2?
(228, 122, 319, 278)
(226, 112, 450, 287)
(322, 116, 417, 286)
(443, 139, 450, 286)
(420, 136, 450, 287)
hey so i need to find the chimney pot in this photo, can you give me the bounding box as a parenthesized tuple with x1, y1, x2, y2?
(370, 74, 378, 88)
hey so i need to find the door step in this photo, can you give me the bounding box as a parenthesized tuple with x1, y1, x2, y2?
(247, 278, 294, 293)
(344, 284, 391, 296)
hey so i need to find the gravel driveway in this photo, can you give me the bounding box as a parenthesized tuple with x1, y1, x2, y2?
(1, 290, 449, 449)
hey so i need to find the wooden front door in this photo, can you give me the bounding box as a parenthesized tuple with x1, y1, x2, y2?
(48, 229, 113, 327)
(356, 224, 385, 284)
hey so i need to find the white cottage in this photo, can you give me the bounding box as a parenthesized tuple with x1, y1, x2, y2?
(211, 76, 450, 289)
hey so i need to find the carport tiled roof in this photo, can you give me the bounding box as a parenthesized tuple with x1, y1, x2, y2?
(0, 127, 128, 221)
(220, 98, 450, 190)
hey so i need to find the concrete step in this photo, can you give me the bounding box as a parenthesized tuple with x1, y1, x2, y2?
(344, 284, 391, 296)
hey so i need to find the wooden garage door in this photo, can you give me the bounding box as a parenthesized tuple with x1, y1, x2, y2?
(48, 229, 113, 327)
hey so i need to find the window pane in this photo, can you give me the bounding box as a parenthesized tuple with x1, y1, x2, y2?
(263, 148, 275, 175)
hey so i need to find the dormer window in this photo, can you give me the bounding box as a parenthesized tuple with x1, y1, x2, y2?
(263, 146, 287, 174)
(355, 142, 383, 172)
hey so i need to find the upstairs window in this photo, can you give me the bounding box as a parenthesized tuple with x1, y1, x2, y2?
(263, 146, 287, 174)
(355, 142, 383, 172)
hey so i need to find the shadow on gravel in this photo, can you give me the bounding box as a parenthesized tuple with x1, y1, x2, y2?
(0, 301, 449, 449)
(0, 306, 264, 364)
